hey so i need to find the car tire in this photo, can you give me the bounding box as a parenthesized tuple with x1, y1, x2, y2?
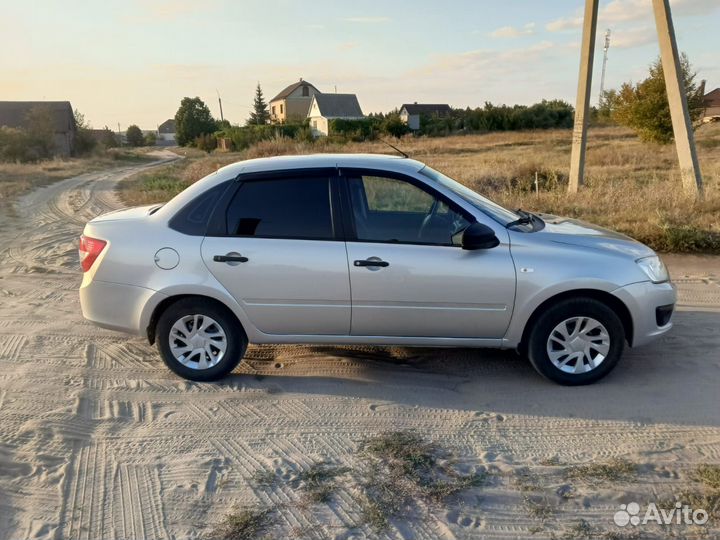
(527, 297, 625, 385)
(156, 298, 246, 381)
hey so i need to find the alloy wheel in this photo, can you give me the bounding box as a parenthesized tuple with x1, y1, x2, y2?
(169, 314, 227, 370)
(546, 316, 610, 374)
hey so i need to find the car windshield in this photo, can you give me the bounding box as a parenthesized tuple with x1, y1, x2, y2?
(419, 166, 520, 225)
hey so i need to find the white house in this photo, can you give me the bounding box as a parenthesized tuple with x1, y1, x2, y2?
(269, 79, 321, 124)
(157, 119, 176, 144)
(307, 94, 364, 136)
(399, 103, 452, 130)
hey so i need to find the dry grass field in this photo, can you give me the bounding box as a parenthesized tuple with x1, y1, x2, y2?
(118, 125, 720, 253)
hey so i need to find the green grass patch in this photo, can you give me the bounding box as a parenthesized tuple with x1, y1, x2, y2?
(694, 464, 720, 490)
(565, 459, 637, 484)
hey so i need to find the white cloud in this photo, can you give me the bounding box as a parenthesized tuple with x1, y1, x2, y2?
(547, 0, 719, 33)
(490, 22, 536, 38)
(342, 16, 391, 23)
(611, 25, 657, 48)
(546, 16, 583, 32)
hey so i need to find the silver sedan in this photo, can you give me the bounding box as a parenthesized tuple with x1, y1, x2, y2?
(79, 154, 675, 385)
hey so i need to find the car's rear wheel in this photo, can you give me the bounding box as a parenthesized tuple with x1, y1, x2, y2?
(527, 297, 625, 385)
(156, 298, 246, 381)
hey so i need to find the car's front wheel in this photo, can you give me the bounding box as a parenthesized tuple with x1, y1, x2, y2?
(156, 298, 246, 381)
(527, 297, 625, 385)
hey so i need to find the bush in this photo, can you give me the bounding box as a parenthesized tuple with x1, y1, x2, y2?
(329, 118, 380, 141)
(382, 114, 410, 138)
(0, 127, 34, 162)
(194, 133, 217, 153)
(144, 132, 157, 146)
(218, 123, 308, 151)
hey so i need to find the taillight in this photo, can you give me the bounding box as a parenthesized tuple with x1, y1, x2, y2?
(79, 235, 107, 272)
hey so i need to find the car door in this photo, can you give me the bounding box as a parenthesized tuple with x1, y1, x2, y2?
(201, 172, 351, 336)
(343, 171, 515, 338)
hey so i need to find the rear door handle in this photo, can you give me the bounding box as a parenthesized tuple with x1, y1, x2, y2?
(213, 254, 248, 263)
(354, 259, 389, 267)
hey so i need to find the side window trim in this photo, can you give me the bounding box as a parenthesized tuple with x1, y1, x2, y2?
(206, 168, 342, 240)
(338, 168, 474, 247)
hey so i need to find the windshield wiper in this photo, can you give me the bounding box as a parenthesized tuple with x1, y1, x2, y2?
(506, 209, 534, 228)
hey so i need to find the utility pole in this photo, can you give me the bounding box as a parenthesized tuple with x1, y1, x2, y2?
(117, 122, 122, 146)
(568, 0, 599, 194)
(599, 29, 611, 106)
(652, 0, 703, 197)
(216, 89, 224, 123)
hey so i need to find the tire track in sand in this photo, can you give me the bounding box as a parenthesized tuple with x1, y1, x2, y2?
(0, 150, 718, 539)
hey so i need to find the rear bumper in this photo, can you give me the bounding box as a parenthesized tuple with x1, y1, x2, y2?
(613, 280, 676, 347)
(80, 279, 158, 335)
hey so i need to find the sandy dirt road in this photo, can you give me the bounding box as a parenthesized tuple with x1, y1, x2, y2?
(0, 155, 719, 539)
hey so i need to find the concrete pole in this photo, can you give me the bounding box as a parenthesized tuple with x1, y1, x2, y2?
(652, 0, 704, 197)
(568, 0, 599, 193)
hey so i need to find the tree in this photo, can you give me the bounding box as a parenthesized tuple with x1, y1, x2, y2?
(73, 109, 97, 155)
(125, 124, 144, 147)
(25, 105, 56, 158)
(382, 114, 410, 138)
(99, 126, 118, 148)
(610, 54, 704, 144)
(247, 84, 270, 125)
(175, 97, 217, 146)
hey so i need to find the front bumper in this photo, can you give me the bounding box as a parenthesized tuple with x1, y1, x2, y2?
(613, 280, 676, 347)
(80, 279, 158, 335)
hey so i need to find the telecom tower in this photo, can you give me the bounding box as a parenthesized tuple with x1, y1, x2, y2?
(599, 29, 611, 105)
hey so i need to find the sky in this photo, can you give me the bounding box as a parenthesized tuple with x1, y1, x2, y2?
(1, 0, 718, 130)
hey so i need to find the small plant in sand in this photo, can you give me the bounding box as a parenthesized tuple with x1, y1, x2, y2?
(294, 462, 351, 504)
(694, 465, 720, 490)
(207, 507, 273, 540)
(565, 458, 637, 484)
(358, 431, 487, 529)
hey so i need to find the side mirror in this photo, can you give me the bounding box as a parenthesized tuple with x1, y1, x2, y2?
(462, 222, 500, 250)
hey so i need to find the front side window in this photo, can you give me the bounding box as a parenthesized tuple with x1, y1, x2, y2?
(348, 175, 470, 245)
(226, 177, 333, 239)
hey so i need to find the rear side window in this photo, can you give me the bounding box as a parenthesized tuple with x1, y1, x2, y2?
(169, 181, 230, 236)
(225, 177, 334, 239)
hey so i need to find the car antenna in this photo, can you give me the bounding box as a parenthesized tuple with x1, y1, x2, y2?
(380, 139, 409, 158)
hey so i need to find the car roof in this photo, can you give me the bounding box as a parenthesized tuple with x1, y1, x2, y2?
(217, 153, 425, 177)
(157, 153, 427, 221)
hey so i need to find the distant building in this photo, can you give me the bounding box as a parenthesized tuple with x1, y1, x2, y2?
(702, 88, 720, 122)
(399, 103, 452, 130)
(307, 94, 364, 137)
(157, 119, 176, 144)
(269, 79, 321, 124)
(0, 101, 76, 156)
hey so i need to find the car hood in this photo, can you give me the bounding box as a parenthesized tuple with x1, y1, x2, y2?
(89, 204, 159, 223)
(533, 213, 655, 258)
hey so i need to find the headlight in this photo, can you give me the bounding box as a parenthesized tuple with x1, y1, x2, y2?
(636, 255, 669, 283)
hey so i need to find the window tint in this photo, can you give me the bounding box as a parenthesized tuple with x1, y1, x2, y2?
(226, 177, 333, 239)
(362, 176, 434, 213)
(169, 181, 229, 236)
(348, 175, 470, 246)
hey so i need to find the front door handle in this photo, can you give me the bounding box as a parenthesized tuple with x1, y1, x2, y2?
(213, 254, 248, 263)
(354, 259, 389, 268)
